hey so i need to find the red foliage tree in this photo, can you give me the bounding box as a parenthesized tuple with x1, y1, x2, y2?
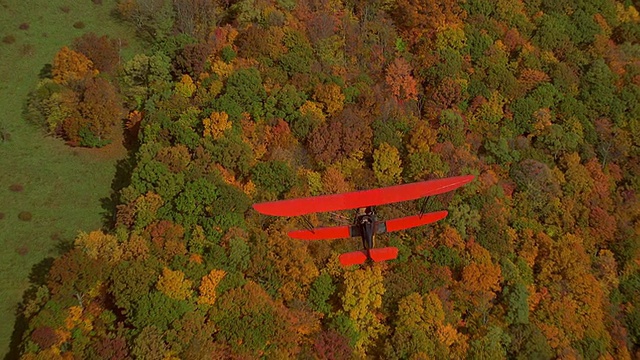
(47, 248, 107, 298)
(73, 33, 122, 74)
(313, 329, 353, 360)
(62, 76, 125, 146)
(308, 120, 342, 165)
(146, 220, 187, 261)
(93, 335, 129, 360)
(31, 326, 59, 349)
(432, 77, 463, 109)
(174, 42, 212, 77)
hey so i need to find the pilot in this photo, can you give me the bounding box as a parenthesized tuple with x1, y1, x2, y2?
(359, 207, 375, 249)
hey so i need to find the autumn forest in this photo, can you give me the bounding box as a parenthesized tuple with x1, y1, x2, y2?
(11, 0, 640, 358)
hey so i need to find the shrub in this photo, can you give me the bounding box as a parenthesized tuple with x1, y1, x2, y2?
(0, 213, 4, 220)
(2, 35, 15, 44)
(18, 211, 32, 221)
(9, 184, 24, 192)
(79, 127, 111, 148)
(19, 23, 29, 30)
(60, 6, 70, 13)
(73, 21, 85, 29)
(20, 43, 35, 56)
(0, 126, 10, 142)
(16, 246, 29, 256)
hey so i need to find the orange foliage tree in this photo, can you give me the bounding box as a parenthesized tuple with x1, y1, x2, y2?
(198, 269, 226, 305)
(385, 57, 418, 103)
(52, 46, 97, 85)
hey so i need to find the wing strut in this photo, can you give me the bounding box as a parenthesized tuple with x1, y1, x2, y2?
(417, 196, 435, 218)
(300, 215, 316, 234)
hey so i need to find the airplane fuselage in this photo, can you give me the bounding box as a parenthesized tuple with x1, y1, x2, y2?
(355, 207, 377, 252)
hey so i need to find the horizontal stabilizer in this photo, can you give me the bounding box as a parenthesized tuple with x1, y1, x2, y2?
(339, 251, 368, 266)
(288, 225, 353, 240)
(383, 211, 448, 233)
(369, 247, 399, 262)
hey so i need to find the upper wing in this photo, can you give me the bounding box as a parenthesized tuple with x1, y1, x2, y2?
(253, 175, 475, 217)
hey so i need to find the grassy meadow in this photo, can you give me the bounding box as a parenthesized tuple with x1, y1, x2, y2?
(0, 0, 139, 356)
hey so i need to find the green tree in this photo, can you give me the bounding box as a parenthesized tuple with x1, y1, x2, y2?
(215, 68, 267, 120)
(211, 281, 303, 357)
(580, 59, 617, 118)
(109, 260, 158, 315)
(467, 326, 511, 360)
(251, 160, 296, 198)
(263, 84, 306, 124)
(130, 160, 186, 202)
(503, 283, 530, 325)
(120, 53, 172, 106)
(279, 28, 314, 76)
(131, 326, 168, 360)
(172, 178, 218, 228)
(309, 272, 336, 314)
(439, 109, 466, 146)
(132, 291, 193, 331)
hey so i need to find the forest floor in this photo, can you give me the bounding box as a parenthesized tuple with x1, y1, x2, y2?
(0, 0, 139, 357)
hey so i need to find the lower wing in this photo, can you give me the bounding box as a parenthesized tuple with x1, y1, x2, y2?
(287, 210, 448, 240)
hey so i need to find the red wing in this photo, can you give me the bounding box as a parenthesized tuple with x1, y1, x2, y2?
(253, 175, 475, 217)
(369, 247, 399, 262)
(383, 211, 448, 233)
(339, 251, 368, 266)
(288, 225, 353, 240)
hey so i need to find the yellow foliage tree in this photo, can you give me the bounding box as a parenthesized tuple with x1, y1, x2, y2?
(156, 267, 193, 300)
(203, 111, 232, 139)
(44, 86, 79, 132)
(299, 100, 326, 125)
(341, 264, 386, 356)
(175, 74, 196, 97)
(210, 59, 234, 80)
(534, 233, 608, 349)
(373, 142, 403, 186)
(74, 230, 122, 264)
(268, 233, 319, 302)
(52, 46, 97, 85)
(134, 191, 164, 229)
(313, 83, 345, 116)
(198, 269, 226, 305)
(121, 233, 150, 261)
(391, 292, 469, 359)
(306, 170, 323, 196)
(407, 121, 437, 154)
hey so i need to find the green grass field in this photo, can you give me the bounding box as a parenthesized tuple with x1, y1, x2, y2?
(0, 1, 140, 356)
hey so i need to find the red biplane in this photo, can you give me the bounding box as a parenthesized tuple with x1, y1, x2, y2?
(253, 175, 475, 266)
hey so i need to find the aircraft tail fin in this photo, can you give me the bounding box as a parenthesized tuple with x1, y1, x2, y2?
(338, 247, 399, 266)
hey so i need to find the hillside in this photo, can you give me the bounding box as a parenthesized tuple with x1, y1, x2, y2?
(0, 0, 143, 357)
(14, 0, 640, 358)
